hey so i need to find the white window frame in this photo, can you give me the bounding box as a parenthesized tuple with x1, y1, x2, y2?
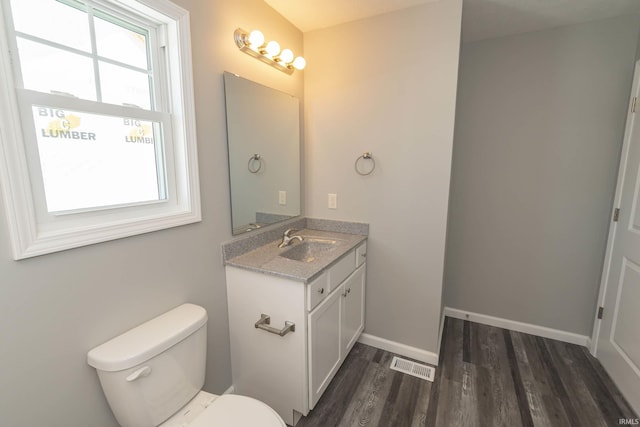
(0, 0, 201, 260)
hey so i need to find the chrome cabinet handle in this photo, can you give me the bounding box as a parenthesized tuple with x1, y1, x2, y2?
(254, 314, 295, 337)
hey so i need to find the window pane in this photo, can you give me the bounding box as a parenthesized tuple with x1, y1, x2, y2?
(94, 15, 149, 69)
(10, 0, 90, 52)
(31, 105, 165, 212)
(17, 38, 96, 100)
(99, 61, 152, 109)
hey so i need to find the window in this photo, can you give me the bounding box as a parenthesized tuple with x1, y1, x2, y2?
(0, 0, 201, 259)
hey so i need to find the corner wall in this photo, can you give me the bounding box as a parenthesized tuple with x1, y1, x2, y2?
(0, 0, 303, 426)
(304, 0, 462, 358)
(445, 14, 640, 337)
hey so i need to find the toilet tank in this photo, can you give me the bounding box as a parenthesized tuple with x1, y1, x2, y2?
(87, 304, 208, 427)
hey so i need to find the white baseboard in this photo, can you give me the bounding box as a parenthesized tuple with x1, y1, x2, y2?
(358, 333, 439, 366)
(586, 338, 593, 355)
(444, 307, 590, 347)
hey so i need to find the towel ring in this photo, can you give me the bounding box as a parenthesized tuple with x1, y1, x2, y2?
(355, 152, 375, 176)
(248, 154, 263, 173)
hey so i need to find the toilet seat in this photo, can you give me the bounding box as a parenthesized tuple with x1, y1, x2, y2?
(189, 394, 286, 427)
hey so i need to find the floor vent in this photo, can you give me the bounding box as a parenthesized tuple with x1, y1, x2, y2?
(390, 356, 435, 382)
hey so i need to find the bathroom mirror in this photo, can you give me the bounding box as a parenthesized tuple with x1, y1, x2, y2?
(223, 72, 301, 235)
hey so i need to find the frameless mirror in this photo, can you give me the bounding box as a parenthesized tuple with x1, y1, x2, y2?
(223, 72, 301, 235)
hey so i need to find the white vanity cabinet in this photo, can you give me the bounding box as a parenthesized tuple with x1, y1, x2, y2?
(225, 241, 366, 426)
(308, 263, 365, 408)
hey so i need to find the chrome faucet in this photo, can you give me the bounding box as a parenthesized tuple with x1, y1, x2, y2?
(278, 228, 303, 248)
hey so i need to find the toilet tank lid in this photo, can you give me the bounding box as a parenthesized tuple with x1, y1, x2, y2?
(87, 304, 208, 372)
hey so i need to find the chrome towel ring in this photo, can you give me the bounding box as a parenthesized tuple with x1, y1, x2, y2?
(248, 154, 263, 173)
(355, 152, 375, 176)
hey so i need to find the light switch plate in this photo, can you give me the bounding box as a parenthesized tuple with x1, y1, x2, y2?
(279, 191, 287, 205)
(328, 193, 337, 209)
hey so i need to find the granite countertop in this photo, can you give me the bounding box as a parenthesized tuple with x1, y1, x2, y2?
(224, 228, 366, 283)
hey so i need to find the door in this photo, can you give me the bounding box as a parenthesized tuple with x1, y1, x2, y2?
(341, 265, 365, 355)
(308, 282, 343, 409)
(595, 60, 640, 415)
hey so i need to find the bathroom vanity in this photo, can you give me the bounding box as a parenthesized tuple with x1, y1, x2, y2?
(223, 223, 367, 426)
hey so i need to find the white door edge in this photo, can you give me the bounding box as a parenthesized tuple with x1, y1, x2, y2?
(590, 59, 640, 357)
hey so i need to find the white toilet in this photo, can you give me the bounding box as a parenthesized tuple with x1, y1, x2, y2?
(87, 303, 285, 427)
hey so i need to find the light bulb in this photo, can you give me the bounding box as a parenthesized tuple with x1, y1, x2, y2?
(292, 56, 306, 70)
(278, 48, 294, 64)
(265, 41, 280, 57)
(247, 30, 264, 47)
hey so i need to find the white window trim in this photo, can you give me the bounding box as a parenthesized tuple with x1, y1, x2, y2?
(0, 0, 201, 260)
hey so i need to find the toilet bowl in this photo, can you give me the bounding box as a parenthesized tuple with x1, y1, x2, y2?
(160, 391, 285, 427)
(87, 304, 285, 427)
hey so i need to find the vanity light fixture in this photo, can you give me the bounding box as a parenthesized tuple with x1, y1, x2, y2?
(234, 28, 306, 75)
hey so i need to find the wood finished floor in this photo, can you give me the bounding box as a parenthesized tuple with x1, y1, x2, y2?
(296, 317, 638, 427)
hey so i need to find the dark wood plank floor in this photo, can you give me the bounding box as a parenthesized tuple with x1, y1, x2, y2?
(296, 317, 638, 427)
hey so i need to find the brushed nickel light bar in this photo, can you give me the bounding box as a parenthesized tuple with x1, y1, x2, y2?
(234, 28, 306, 75)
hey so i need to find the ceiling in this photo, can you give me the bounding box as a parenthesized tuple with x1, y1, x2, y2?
(264, 0, 640, 42)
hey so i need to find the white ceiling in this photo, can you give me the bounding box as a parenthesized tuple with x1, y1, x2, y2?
(264, 0, 439, 33)
(264, 0, 640, 42)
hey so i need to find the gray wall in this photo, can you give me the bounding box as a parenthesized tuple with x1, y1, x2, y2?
(304, 0, 462, 355)
(445, 14, 640, 336)
(636, 25, 640, 60)
(0, 0, 303, 426)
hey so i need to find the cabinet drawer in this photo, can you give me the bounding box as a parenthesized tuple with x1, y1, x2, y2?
(307, 271, 329, 311)
(355, 242, 367, 267)
(329, 250, 356, 290)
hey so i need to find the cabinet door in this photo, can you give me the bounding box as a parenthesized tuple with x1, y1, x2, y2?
(341, 264, 365, 356)
(308, 282, 343, 409)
